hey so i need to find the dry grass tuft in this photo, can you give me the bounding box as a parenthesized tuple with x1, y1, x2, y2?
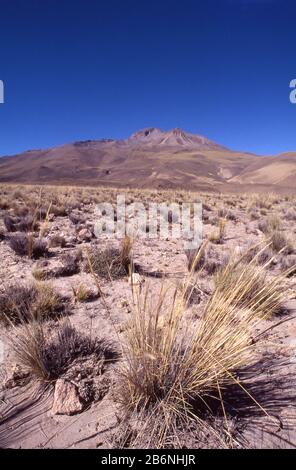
(0, 282, 66, 326)
(117, 248, 291, 447)
(57, 251, 82, 276)
(258, 214, 281, 234)
(72, 283, 99, 302)
(209, 218, 227, 244)
(86, 236, 133, 280)
(8, 232, 49, 258)
(49, 234, 66, 248)
(213, 255, 285, 318)
(268, 231, 294, 254)
(3, 214, 39, 233)
(8, 319, 118, 382)
(186, 242, 229, 275)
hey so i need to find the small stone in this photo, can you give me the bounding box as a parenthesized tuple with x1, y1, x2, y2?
(78, 228, 92, 242)
(3, 364, 30, 389)
(65, 236, 77, 246)
(128, 273, 142, 286)
(35, 259, 49, 268)
(51, 379, 84, 415)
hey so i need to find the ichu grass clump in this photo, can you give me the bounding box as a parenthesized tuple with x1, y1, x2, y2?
(8, 232, 49, 258)
(8, 319, 119, 382)
(86, 236, 132, 280)
(0, 282, 66, 326)
(118, 248, 291, 447)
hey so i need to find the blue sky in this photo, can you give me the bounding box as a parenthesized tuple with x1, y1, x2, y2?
(0, 0, 296, 156)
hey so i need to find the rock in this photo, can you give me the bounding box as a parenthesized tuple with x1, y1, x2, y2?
(51, 379, 84, 415)
(3, 364, 30, 389)
(77, 228, 92, 242)
(65, 236, 77, 247)
(128, 273, 142, 286)
(121, 298, 129, 307)
(35, 259, 49, 268)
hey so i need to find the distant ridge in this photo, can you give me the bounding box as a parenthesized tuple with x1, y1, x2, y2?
(0, 128, 295, 193)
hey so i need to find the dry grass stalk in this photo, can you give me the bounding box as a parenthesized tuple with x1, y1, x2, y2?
(209, 218, 226, 244)
(38, 202, 52, 238)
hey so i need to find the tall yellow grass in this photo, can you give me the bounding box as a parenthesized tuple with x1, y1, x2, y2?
(118, 246, 293, 447)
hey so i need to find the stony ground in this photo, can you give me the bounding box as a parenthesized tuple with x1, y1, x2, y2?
(0, 185, 295, 448)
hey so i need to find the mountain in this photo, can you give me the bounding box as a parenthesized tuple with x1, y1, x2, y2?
(0, 128, 295, 193)
(128, 127, 228, 151)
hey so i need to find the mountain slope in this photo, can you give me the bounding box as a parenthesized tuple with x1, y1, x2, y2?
(0, 128, 295, 193)
(229, 152, 296, 187)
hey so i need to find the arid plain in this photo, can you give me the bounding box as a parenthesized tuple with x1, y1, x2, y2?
(0, 180, 295, 448)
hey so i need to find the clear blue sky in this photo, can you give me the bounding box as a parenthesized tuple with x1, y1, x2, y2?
(0, 0, 296, 156)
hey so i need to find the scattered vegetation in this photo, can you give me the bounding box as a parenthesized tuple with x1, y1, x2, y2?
(0, 184, 295, 448)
